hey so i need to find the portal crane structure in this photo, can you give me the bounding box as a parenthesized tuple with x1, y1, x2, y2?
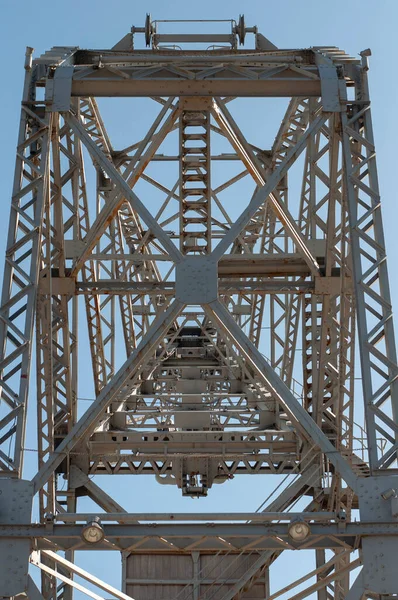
(1, 14, 398, 600)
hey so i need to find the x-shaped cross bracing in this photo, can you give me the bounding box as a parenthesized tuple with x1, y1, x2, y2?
(56, 103, 324, 460)
(32, 101, 358, 494)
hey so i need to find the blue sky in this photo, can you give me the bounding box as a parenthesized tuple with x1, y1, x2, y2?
(1, 0, 398, 597)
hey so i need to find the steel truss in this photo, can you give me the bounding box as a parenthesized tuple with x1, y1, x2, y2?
(1, 16, 398, 600)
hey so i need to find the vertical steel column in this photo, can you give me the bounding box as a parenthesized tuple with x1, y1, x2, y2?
(0, 49, 51, 476)
(341, 60, 398, 471)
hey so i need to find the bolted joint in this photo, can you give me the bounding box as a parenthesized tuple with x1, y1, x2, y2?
(175, 257, 218, 304)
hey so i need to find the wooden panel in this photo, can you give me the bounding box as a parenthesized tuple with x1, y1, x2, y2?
(128, 585, 186, 600)
(200, 554, 257, 579)
(126, 554, 192, 579)
(200, 584, 266, 600)
(125, 553, 267, 600)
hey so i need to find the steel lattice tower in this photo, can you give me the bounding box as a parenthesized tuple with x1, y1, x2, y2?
(1, 14, 398, 600)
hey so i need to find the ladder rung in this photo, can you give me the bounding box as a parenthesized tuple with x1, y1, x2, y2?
(183, 134, 207, 141)
(183, 174, 207, 182)
(182, 218, 208, 224)
(182, 147, 208, 155)
(182, 189, 208, 197)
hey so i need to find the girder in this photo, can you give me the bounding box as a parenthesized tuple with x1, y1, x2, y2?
(0, 16, 397, 600)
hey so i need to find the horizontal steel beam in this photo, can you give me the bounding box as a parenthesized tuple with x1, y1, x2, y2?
(154, 34, 235, 43)
(219, 281, 313, 294)
(75, 281, 175, 294)
(89, 429, 298, 454)
(56, 280, 319, 296)
(71, 79, 322, 98)
(71, 281, 314, 295)
(71, 51, 316, 64)
(87, 456, 299, 476)
(85, 252, 307, 267)
(0, 522, 395, 552)
(219, 254, 312, 275)
(54, 511, 337, 523)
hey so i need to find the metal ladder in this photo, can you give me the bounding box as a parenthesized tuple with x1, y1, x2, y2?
(179, 101, 211, 254)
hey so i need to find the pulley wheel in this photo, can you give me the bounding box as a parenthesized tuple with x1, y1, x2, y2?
(145, 13, 152, 47)
(237, 14, 246, 45)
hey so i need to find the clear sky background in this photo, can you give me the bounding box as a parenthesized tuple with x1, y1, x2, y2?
(1, 0, 398, 598)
